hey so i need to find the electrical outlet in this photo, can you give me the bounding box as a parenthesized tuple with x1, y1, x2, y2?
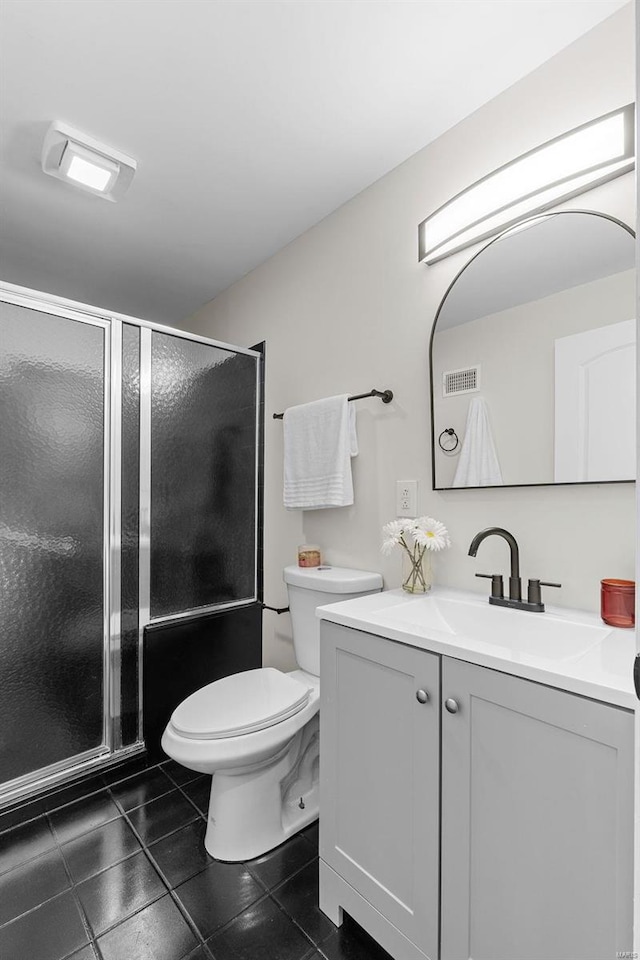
(396, 480, 418, 517)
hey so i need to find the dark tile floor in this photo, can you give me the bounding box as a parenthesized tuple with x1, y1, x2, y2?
(0, 762, 392, 960)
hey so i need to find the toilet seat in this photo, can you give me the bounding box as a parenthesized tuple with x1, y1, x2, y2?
(170, 667, 311, 740)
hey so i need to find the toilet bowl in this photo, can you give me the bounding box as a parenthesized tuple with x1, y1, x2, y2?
(162, 667, 320, 860)
(161, 564, 382, 861)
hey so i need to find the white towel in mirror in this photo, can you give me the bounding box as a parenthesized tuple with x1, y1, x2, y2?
(452, 396, 503, 487)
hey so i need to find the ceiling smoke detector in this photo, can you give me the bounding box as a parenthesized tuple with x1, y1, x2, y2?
(41, 122, 136, 201)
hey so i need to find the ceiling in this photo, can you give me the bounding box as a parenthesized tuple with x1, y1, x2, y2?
(0, 0, 629, 325)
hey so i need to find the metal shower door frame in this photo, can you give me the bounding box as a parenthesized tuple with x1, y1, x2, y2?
(0, 281, 262, 803)
(136, 326, 262, 739)
(0, 284, 123, 806)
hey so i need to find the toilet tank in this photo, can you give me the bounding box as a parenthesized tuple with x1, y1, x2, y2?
(283, 565, 383, 676)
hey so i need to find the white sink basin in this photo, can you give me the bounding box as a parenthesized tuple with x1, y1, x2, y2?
(317, 586, 635, 708)
(370, 595, 612, 662)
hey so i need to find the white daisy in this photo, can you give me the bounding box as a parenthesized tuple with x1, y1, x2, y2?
(400, 518, 418, 537)
(381, 519, 407, 554)
(412, 516, 451, 551)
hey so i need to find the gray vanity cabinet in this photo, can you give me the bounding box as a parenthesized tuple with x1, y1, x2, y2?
(440, 657, 634, 960)
(319, 621, 634, 960)
(319, 622, 440, 960)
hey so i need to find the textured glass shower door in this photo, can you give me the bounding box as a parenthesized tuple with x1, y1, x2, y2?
(0, 300, 110, 793)
(145, 330, 259, 622)
(0, 283, 261, 802)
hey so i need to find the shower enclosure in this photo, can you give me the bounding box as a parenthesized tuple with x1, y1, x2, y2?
(0, 282, 260, 808)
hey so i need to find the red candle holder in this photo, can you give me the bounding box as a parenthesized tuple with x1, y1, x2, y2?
(600, 579, 635, 628)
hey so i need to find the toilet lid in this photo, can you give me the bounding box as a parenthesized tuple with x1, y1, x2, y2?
(170, 668, 312, 740)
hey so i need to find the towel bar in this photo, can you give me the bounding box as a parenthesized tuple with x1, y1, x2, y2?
(273, 388, 393, 420)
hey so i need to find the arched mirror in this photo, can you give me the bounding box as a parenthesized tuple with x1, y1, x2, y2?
(429, 211, 635, 489)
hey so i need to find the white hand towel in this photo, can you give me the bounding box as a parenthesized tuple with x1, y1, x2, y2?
(283, 395, 358, 509)
(452, 396, 503, 487)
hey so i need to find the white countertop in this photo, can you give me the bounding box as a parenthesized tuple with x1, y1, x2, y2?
(317, 586, 637, 710)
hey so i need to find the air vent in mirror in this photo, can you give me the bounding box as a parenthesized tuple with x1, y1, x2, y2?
(443, 365, 480, 397)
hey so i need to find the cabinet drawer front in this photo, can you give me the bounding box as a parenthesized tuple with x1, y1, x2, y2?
(441, 657, 634, 960)
(320, 622, 440, 958)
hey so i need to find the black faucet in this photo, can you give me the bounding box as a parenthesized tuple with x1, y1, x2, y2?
(468, 527, 560, 613)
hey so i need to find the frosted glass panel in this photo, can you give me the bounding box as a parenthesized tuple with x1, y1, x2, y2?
(0, 303, 106, 784)
(150, 333, 257, 618)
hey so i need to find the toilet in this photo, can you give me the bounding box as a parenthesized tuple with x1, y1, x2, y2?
(161, 564, 382, 861)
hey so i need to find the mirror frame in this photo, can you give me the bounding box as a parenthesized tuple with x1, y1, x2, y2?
(428, 209, 636, 491)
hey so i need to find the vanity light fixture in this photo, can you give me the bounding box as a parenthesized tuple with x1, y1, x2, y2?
(418, 103, 634, 264)
(41, 122, 136, 201)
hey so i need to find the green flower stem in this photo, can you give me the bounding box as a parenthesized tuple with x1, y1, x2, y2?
(400, 537, 429, 593)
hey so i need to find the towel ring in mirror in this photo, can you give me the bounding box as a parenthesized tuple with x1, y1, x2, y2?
(438, 428, 459, 452)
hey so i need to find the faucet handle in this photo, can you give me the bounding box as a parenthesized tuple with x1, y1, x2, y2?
(475, 573, 504, 599)
(527, 579, 561, 605)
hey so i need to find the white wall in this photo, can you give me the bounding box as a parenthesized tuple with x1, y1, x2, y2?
(183, 5, 636, 669)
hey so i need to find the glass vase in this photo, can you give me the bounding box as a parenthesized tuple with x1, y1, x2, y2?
(402, 548, 433, 594)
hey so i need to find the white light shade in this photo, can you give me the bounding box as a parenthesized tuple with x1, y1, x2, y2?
(42, 122, 136, 201)
(419, 104, 634, 264)
(59, 141, 119, 193)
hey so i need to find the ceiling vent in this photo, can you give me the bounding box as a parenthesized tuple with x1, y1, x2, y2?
(41, 122, 136, 201)
(442, 365, 480, 397)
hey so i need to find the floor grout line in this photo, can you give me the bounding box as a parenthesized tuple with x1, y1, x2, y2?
(246, 847, 318, 895)
(46, 805, 123, 850)
(140, 837, 208, 947)
(0, 808, 47, 836)
(174, 787, 209, 822)
(87, 886, 170, 946)
(0, 888, 72, 932)
(65, 845, 147, 890)
(0, 837, 80, 932)
(267, 893, 320, 956)
(200, 886, 275, 946)
(267, 849, 319, 893)
(120, 804, 201, 849)
(160, 760, 209, 790)
(108, 785, 179, 818)
(0, 835, 58, 879)
(48, 812, 99, 960)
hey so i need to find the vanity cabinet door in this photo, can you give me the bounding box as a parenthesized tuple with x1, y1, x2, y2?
(440, 657, 634, 960)
(320, 622, 440, 959)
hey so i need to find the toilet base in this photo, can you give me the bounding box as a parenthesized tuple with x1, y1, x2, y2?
(204, 715, 319, 861)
